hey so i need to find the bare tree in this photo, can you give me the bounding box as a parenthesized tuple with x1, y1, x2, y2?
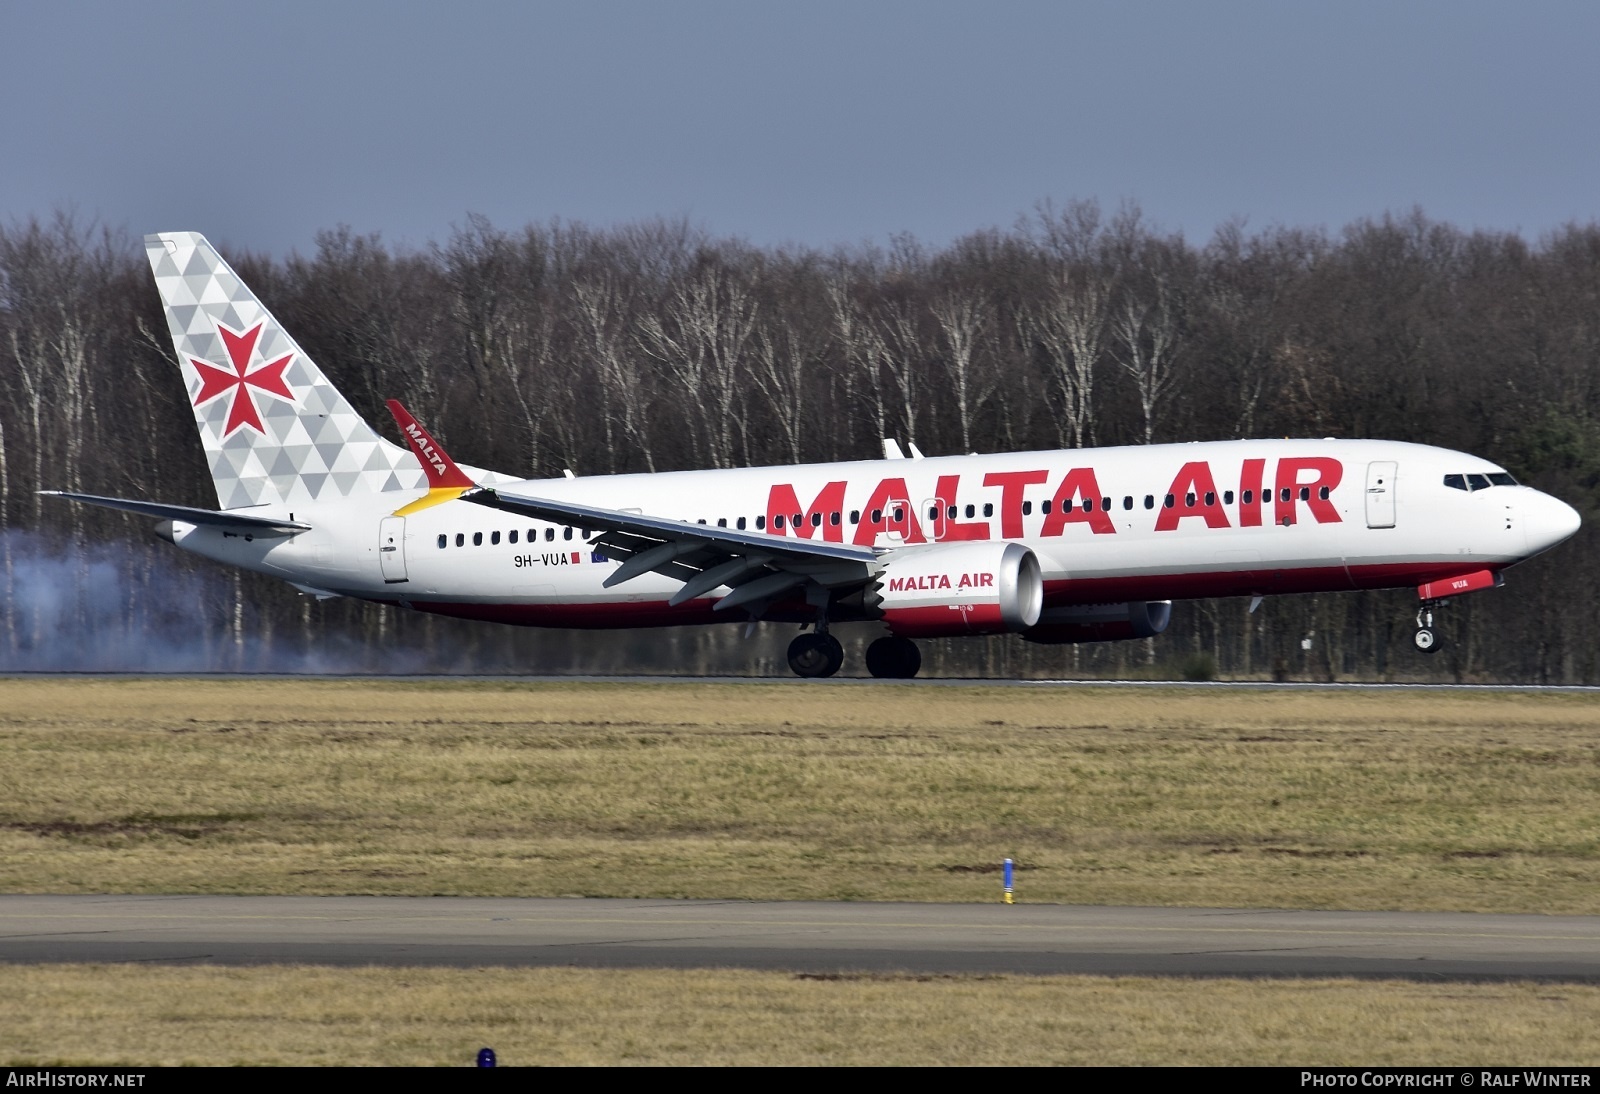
(636, 262, 760, 468)
(573, 275, 656, 472)
(929, 291, 993, 452)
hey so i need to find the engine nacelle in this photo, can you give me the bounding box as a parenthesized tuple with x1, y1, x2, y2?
(866, 541, 1043, 637)
(1020, 601, 1173, 645)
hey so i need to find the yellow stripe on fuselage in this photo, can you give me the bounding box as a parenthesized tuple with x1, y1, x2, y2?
(392, 486, 469, 517)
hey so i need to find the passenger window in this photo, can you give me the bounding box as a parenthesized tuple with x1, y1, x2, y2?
(983, 503, 994, 518)
(437, 534, 447, 549)
(1467, 474, 1491, 491)
(774, 515, 785, 529)
(757, 516, 767, 530)
(699, 518, 709, 525)
(892, 507, 904, 522)
(1163, 494, 1175, 509)
(947, 505, 958, 519)
(1185, 492, 1196, 508)
(1022, 500, 1033, 516)
(1205, 492, 1215, 506)
(872, 509, 883, 523)
(1281, 488, 1292, 503)
(792, 513, 802, 527)
(456, 533, 465, 547)
(811, 512, 822, 527)
(509, 530, 518, 544)
(1042, 500, 1052, 515)
(491, 530, 501, 545)
(1123, 496, 1133, 511)
(564, 527, 574, 540)
(528, 529, 536, 541)
(849, 510, 860, 524)
(1318, 486, 1330, 500)
(1101, 497, 1111, 512)
(1080, 498, 1092, 513)
(965, 504, 976, 519)
(737, 517, 747, 530)
(473, 532, 483, 546)
(1145, 495, 1155, 509)
(928, 505, 939, 520)
(1223, 491, 1234, 505)
(1299, 487, 1311, 502)
(1242, 490, 1253, 505)
(545, 528, 555, 541)
(717, 518, 727, 528)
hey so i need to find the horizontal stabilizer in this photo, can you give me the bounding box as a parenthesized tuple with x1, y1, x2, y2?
(40, 491, 310, 534)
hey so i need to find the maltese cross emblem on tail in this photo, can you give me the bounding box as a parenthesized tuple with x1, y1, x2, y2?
(189, 321, 295, 436)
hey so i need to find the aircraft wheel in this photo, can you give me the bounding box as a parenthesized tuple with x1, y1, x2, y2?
(1413, 627, 1440, 654)
(865, 636, 922, 679)
(788, 633, 844, 678)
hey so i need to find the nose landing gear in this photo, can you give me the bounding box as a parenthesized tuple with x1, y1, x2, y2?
(1413, 602, 1441, 654)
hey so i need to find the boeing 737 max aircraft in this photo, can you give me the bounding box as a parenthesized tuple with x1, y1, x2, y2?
(45, 232, 1582, 677)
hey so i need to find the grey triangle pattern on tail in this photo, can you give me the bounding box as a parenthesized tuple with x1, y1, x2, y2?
(146, 232, 427, 509)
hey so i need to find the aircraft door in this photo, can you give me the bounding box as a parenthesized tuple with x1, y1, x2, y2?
(379, 516, 409, 583)
(1365, 461, 1397, 529)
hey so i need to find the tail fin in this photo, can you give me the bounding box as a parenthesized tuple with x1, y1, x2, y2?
(145, 232, 423, 509)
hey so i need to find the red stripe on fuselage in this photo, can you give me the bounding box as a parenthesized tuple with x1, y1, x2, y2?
(1041, 560, 1508, 604)
(390, 560, 1508, 631)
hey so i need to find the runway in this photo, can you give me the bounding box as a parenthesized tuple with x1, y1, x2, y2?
(13, 671, 1600, 691)
(3, 895, 1598, 980)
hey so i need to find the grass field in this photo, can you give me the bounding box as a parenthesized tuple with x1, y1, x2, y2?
(4, 675, 1599, 1066)
(5, 965, 1599, 1066)
(2, 677, 1598, 912)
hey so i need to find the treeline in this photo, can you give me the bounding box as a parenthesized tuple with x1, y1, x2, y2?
(2, 204, 1598, 680)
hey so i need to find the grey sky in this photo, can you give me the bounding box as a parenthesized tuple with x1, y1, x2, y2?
(3, 1, 1597, 257)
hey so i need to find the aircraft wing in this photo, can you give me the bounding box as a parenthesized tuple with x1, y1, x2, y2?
(463, 486, 875, 614)
(39, 491, 311, 534)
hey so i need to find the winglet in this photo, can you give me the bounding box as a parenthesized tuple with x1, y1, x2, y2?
(386, 400, 475, 515)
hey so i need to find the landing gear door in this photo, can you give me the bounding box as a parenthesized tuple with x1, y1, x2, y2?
(379, 516, 408, 583)
(1365, 461, 1397, 529)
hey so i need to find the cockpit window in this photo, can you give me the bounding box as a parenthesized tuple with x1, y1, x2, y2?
(1445, 472, 1519, 491)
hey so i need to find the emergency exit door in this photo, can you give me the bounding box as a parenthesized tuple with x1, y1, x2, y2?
(1365, 461, 1397, 529)
(379, 516, 408, 583)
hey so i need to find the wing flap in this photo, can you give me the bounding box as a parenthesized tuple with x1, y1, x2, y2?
(466, 487, 875, 566)
(463, 487, 875, 614)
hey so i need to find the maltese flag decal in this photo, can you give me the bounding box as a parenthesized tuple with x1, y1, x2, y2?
(189, 321, 295, 436)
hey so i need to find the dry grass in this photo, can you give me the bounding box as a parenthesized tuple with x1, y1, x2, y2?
(1, 678, 1598, 911)
(3, 964, 1598, 1066)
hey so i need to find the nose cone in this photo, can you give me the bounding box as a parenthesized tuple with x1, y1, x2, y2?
(1525, 491, 1582, 556)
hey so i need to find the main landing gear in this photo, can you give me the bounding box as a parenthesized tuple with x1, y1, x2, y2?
(784, 629, 924, 679)
(787, 631, 844, 678)
(865, 635, 922, 679)
(1413, 602, 1441, 654)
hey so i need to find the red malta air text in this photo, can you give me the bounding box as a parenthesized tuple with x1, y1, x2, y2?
(888, 572, 997, 593)
(764, 457, 1345, 544)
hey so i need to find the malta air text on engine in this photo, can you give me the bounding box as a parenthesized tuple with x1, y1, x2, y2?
(764, 457, 1344, 545)
(887, 572, 997, 593)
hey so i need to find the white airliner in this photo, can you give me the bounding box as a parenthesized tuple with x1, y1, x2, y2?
(46, 232, 1582, 678)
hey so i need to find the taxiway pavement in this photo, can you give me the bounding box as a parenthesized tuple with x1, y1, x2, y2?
(2, 895, 1597, 980)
